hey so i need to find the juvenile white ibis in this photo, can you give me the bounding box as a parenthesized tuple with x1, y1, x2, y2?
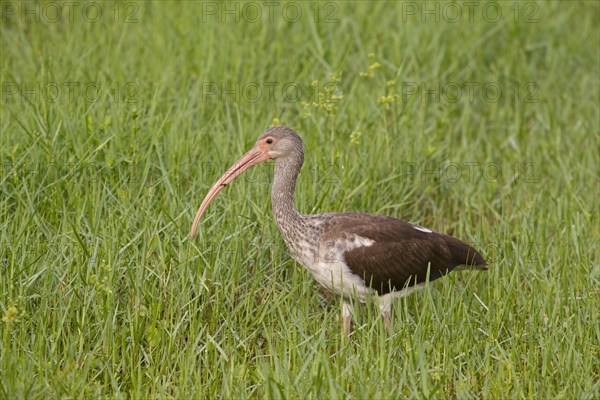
(190, 126, 487, 334)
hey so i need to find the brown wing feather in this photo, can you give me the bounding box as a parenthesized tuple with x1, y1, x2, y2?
(320, 214, 486, 295)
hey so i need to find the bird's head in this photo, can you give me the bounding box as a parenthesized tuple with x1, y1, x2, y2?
(190, 125, 303, 238)
(257, 125, 304, 161)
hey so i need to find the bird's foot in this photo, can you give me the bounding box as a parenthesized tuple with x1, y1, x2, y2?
(342, 302, 353, 336)
(380, 302, 393, 337)
(383, 310, 392, 337)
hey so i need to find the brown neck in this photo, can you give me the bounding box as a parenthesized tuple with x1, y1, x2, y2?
(271, 153, 304, 231)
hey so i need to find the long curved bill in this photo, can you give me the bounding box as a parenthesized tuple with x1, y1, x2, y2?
(190, 143, 271, 239)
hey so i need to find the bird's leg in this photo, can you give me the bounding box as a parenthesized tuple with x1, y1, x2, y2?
(342, 301, 353, 335)
(380, 299, 392, 337)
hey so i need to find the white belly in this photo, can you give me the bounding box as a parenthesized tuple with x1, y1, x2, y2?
(303, 259, 374, 301)
(287, 235, 377, 301)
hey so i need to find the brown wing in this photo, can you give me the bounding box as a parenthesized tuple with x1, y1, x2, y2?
(321, 214, 487, 295)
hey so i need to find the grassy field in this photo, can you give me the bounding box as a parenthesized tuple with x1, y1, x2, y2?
(1, 1, 599, 398)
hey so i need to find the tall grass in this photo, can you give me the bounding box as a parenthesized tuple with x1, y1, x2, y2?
(1, 1, 598, 398)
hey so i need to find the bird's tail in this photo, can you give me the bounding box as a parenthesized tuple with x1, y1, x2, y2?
(445, 235, 488, 270)
(454, 263, 488, 271)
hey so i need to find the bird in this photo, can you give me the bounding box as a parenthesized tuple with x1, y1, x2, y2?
(190, 126, 487, 335)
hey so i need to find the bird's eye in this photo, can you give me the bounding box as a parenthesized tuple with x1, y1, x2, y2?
(266, 138, 273, 144)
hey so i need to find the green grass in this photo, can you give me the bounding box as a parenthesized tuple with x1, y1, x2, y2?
(1, 1, 598, 398)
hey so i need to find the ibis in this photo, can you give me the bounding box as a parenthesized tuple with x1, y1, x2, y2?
(190, 126, 487, 335)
